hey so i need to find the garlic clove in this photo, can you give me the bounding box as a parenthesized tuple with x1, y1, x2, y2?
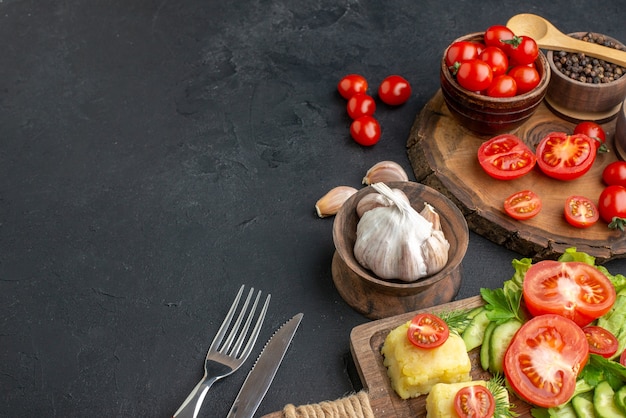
(315, 186, 358, 218)
(356, 188, 410, 218)
(362, 161, 409, 185)
(421, 230, 450, 275)
(420, 202, 442, 231)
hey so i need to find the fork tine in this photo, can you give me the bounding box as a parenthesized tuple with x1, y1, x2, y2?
(218, 287, 255, 355)
(237, 293, 270, 361)
(207, 285, 245, 353)
(227, 289, 261, 356)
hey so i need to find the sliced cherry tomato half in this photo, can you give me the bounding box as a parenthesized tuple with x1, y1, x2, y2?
(337, 74, 368, 99)
(535, 132, 596, 181)
(574, 121, 607, 153)
(598, 185, 626, 229)
(504, 190, 542, 220)
(523, 260, 616, 327)
(350, 115, 381, 146)
(378, 75, 412, 106)
(346, 93, 376, 119)
(477, 134, 536, 180)
(406, 313, 449, 349)
(564, 195, 599, 228)
(454, 385, 495, 418)
(602, 161, 626, 187)
(503, 314, 589, 408)
(583, 326, 619, 359)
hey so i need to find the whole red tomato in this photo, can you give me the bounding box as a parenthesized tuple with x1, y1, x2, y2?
(456, 59, 493, 92)
(479, 46, 509, 77)
(346, 93, 376, 119)
(602, 161, 626, 187)
(445, 41, 482, 68)
(598, 185, 626, 229)
(508, 65, 540, 94)
(487, 74, 517, 97)
(484, 25, 515, 53)
(574, 121, 607, 153)
(507, 35, 539, 65)
(378, 75, 412, 106)
(337, 74, 368, 99)
(350, 115, 381, 146)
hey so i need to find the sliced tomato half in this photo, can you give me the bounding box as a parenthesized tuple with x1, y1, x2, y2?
(504, 314, 589, 408)
(583, 326, 619, 358)
(564, 195, 599, 228)
(454, 385, 495, 418)
(406, 313, 449, 349)
(477, 134, 536, 180)
(523, 260, 616, 327)
(504, 190, 542, 220)
(535, 132, 596, 181)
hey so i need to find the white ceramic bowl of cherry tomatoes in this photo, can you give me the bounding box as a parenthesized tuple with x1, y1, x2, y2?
(440, 25, 550, 135)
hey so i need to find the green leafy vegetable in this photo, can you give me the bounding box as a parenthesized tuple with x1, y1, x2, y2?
(438, 308, 475, 335)
(480, 257, 531, 324)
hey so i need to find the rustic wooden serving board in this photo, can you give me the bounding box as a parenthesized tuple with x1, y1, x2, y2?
(407, 90, 626, 263)
(349, 296, 532, 417)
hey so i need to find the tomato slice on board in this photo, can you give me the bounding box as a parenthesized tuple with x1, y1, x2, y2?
(522, 260, 616, 327)
(535, 132, 597, 181)
(504, 190, 542, 220)
(406, 313, 449, 349)
(454, 385, 495, 418)
(583, 326, 619, 359)
(503, 314, 589, 408)
(564, 195, 599, 228)
(477, 134, 536, 180)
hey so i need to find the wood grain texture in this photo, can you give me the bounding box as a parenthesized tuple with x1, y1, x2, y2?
(407, 90, 626, 263)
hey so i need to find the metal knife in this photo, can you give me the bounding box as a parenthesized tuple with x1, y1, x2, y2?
(226, 312, 304, 418)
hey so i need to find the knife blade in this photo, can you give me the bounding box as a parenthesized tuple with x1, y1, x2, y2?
(226, 313, 303, 418)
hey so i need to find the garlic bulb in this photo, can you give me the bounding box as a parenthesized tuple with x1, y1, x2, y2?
(356, 188, 409, 218)
(362, 161, 409, 185)
(353, 183, 450, 282)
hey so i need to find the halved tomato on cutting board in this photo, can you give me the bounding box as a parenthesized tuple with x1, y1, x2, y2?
(477, 134, 536, 180)
(535, 132, 596, 181)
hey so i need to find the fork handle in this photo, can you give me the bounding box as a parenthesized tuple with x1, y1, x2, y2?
(173, 376, 218, 418)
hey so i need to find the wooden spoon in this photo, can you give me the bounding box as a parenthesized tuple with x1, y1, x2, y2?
(506, 13, 626, 67)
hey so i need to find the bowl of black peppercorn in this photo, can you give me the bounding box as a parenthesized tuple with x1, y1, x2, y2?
(546, 32, 626, 123)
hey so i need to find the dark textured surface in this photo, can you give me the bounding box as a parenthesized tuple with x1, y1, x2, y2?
(2, 1, 626, 417)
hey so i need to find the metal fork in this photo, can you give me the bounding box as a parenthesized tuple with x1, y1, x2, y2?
(173, 285, 270, 418)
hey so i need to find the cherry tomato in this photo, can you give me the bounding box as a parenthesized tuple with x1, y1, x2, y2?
(350, 115, 381, 146)
(523, 260, 616, 327)
(456, 59, 493, 92)
(445, 41, 482, 68)
(535, 132, 596, 181)
(484, 25, 515, 53)
(508, 65, 540, 94)
(504, 190, 542, 220)
(479, 46, 509, 77)
(583, 326, 619, 359)
(378, 75, 412, 106)
(406, 313, 449, 349)
(346, 93, 376, 119)
(598, 185, 626, 229)
(487, 74, 517, 97)
(506, 35, 539, 66)
(564, 195, 599, 228)
(621, 349, 626, 366)
(602, 161, 626, 187)
(477, 134, 536, 180)
(574, 121, 607, 152)
(337, 74, 368, 99)
(503, 314, 589, 408)
(453, 385, 495, 418)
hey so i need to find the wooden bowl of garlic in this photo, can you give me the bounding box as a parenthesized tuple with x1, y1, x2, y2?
(332, 181, 469, 319)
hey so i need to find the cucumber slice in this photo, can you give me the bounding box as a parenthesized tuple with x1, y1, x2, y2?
(550, 402, 579, 418)
(480, 321, 497, 371)
(462, 308, 490, 351)
(466, 306, 485, 320)
(489, 319, 522, 373)
(572, 392, 596, 418)
(593, 381, 624, 418)
(615, 385, 626, 414)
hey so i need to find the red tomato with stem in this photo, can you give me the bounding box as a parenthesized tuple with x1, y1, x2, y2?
(350, 115, 381, 146)
(445, 41, 482, 68)
(564, 195, 599, 228)
(598, 185, 626, 229)
(506, 35, 539, 66)
(602, 161, 626, 187)
(456, 59, 493, 92)
(378, 75, 412, 106)
(337, 74, 368, 99)
(504, 190, 542, 220)
(479, 46, 509, 77)
(535, 132, 596, 181)
(574, 121, 607, 153)
(477, 134, 536, 180)
(583, 326, 619, 359)
(484, 25, 515, 53)
(522, 260, 616, 327)
(508, 65, 540, 94)
(487, 74, 517, 97)
(454, 385, 495, 418)
(503, 314, 589, 408)
(346, 93, 376, 119)
(406, 313, 449, 349)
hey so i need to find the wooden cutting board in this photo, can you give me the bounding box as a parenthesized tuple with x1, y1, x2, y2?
(406, 90, 626, 263)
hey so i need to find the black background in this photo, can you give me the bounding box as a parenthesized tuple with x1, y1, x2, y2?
(3, 1, 626, 416)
